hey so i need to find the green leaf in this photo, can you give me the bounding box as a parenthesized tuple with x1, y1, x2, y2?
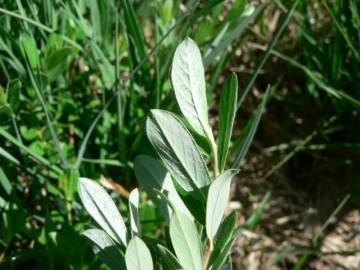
(0, 167, 12, 195)
(0, 147, 20, 166)
(218, 73, 238, 172)
(208, 240, 233, 270)
(125, 236, 153, 270)
(0, 86, 9, 115)
(245, 190, 271, 230)
(45, 47, 72, 82)
(171, 37, 211, 137)
(214, 210, 237, 249)
(78, 177, 127, 246)
(206, 170, 238, 241)
(91, 42, 115, 89)
(83, 229, 125, 270)
(25, 58, 69, 167)
(7, 80, 21, 113)
(146, 110, 211, 192)
(204, 4, 264, 67)
(134, 155, 192, 223)
(170, 211, 203, 270)
(157, 244, 181, 270)
(0, 127, 61, 174)
(232, 88, 268, 169)
(129, 188, 141, 237)
(20, 34, 40, 69)
(20, 126, 37, 141)
(208, 211, 237, 269)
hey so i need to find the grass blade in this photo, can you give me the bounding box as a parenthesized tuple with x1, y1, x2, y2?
(0, 7, 83, 51)
(236, 0, 301, 111)
(24, 58, 69, 168)
(0, 127, 61, 174)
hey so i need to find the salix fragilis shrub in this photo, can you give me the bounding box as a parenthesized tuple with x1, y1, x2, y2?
(78, 38, 266, 270)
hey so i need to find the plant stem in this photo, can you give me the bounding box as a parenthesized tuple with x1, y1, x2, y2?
(203, 239, 213, 270)
(207, 130, 219, 177)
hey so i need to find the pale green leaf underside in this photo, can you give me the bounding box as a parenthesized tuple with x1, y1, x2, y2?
(146, 109, 210, 192)
(206, 170, 238, 241)
(129, 188, 141, 236)
(134, 155, 192, 222)
(125, 236, 154, 270)
(170, 211, 203, 270)
(171, 37, 210, 137)
(78, 177, 127, 246)
(83, 229, 125, 270)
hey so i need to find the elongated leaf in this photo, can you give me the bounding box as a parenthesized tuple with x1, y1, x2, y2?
(0, 146, 20, 165)
(129, 188, 141, 236)
(215, 211, 237, 247)
(206, 170, 238, 241)
(208, 211, 237, 269)
(170, 211, 203, 270)
(134, 155, 192, 222)
(171, 37, 210, 137)
(218, 73, 238, 172)
(120, 0, 146, 59)
(83, 229, 125, 270)
(45, 47, 72, 82)
(91, 42, 115, 89)
(157, 244, 181, 270)
(204, 3, 265, 67)
(236, 0, 300, 110)
(209, 239, 234, 270)
(0, 167, 12, 195)
(125, 236, 153, 270)
(232, 88, 268, 169)
(20, 34, 39, 69)
(0, 127, 61, 174)
(146, 110, 211, 192)
(245, 190, 271, 230)
(78, 177, 127, 246)
(25, 58, 68, 168)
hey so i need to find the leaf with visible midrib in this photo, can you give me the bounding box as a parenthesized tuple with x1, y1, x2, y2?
(125, 236, 153, 270)
(206, 170, 238, 241)
(218, 73, 238, 173)
(83, 229, 125, 270)
(78, 177, 127, 246)
(129, 188, 141, 236)
(134, 155, 192, 222)
(146, 109, 211, 193)
(171, 37, 210, 137)
(170, 211, 203, 270)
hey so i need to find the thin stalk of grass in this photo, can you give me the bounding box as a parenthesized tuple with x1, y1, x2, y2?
(293, 193, 351, 269)
(321, 0, 360, 61)
(204, 3, 266, 68)
(0, 127, 62, 174)
(75, 1, 201, 169)
(262, 116, 337, 180)
(0, 7, 83, 51)
(236, 0, 301, 111)
(312, 194, 351, 245)
(250, 43, 360, 110)
(25, 59, 69, 169)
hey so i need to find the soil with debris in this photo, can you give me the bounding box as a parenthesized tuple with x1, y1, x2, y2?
(227, 99, 360, 269)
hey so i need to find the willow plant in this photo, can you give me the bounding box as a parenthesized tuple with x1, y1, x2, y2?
(78, 37, 266, 270)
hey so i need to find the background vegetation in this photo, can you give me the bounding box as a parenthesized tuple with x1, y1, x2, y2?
(0, 0, 359, 269)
